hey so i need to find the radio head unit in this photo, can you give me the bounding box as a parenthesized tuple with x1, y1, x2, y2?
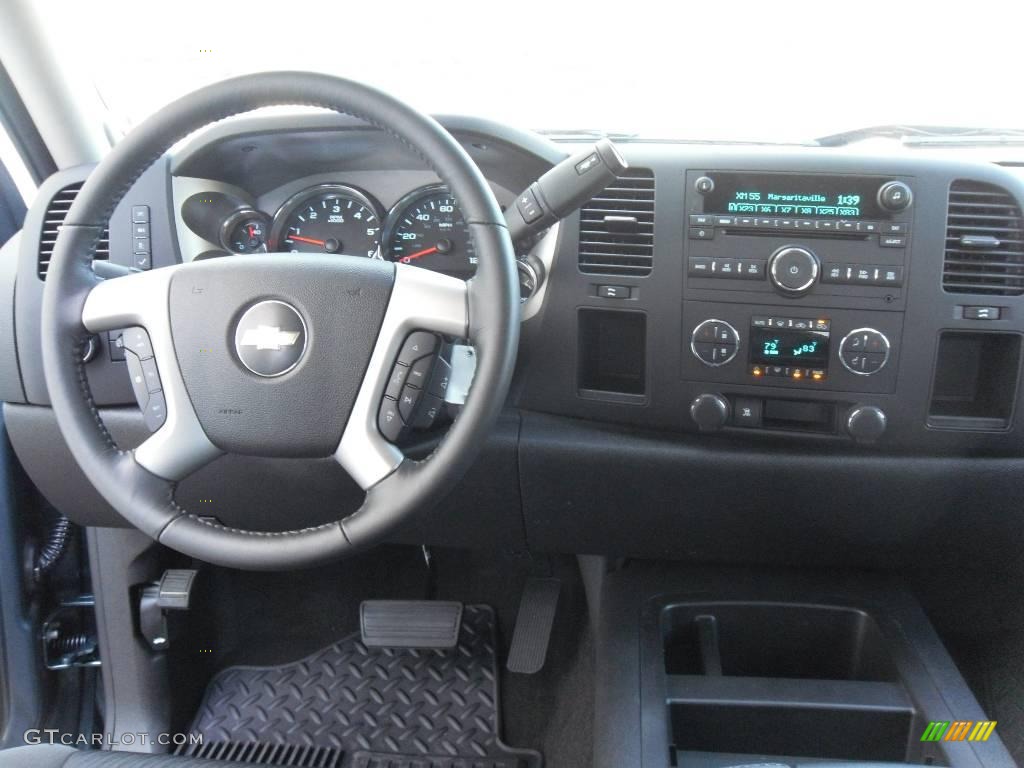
(703, 172, 891, 220)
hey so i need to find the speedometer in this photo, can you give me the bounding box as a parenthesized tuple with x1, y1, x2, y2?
(271, 184, 382, 257)
(384, 186, 476, 278)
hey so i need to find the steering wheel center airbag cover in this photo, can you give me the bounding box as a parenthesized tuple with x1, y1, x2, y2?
(168, 254, 393, 457)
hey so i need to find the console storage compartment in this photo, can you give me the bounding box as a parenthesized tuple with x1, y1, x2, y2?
(663, 603, 911, 762)
(592, 566, 1013, 768)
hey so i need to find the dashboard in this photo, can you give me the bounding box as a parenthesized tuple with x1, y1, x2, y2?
(6, 111, 1024, 568)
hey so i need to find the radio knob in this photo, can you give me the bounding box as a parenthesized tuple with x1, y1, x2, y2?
(877, 181, 913, 212)
(768, 246, 819, 295)
(839, 328, 890, 375)
(846, 405, 887, 444)
(691, 393, 730, 432)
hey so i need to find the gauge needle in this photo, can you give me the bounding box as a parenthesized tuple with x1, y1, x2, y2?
(287, 234, 326, 246)
(402, 246, 438, 261)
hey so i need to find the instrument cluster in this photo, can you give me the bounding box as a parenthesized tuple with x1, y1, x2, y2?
(218, 182, 477, 279)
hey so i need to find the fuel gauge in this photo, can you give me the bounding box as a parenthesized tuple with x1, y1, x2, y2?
(222, 210, 270, 254)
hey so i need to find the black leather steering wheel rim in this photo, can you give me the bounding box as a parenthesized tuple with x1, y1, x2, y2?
(40, 72, 519, 570)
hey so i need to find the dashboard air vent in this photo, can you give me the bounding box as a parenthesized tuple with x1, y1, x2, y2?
(578, 169, 654, 277)
(38, 182, 109, 279)
(943, 180, 1024, 296)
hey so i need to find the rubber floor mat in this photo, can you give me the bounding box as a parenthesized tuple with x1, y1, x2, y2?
(180, 605, 541, 768)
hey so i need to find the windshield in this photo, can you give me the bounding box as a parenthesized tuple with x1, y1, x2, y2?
(41, 0, 1024, 144)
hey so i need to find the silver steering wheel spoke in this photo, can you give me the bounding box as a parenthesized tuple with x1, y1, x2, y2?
(81, 267, 222, 481)
(335, 263, 468, 490)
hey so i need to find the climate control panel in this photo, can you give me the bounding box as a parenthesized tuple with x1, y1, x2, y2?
(682, 301, 901, 395)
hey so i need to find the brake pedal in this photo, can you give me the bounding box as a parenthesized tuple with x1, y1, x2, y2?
(506, 578, 561, 674)
(360, 600, 463, 649)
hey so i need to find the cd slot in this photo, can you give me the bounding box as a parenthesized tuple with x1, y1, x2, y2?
(720, 227, 869, 241)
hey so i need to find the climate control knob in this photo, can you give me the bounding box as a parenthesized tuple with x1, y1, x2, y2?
(839, 328, 890, 375)
(691, 394, 730, 432)
(768, 246, 819, 295)
(691, 319, 740, 366)
(846, 405, 887, 444)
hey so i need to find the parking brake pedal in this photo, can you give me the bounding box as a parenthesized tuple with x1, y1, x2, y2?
(507, 578, 561, 674)
(139, 569, 198, 650)
(360, 600, 463, 649)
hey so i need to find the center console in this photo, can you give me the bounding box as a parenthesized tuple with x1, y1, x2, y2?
(681, 171, 917, 440)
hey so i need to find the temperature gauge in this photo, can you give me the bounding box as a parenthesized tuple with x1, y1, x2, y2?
(222, 210, 270, 254)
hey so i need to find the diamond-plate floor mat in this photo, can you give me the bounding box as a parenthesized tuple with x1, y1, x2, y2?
(180, 605, 541, 768)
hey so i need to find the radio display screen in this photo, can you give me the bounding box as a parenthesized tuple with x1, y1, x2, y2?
(704, 173, 886, 219)
(749, 327, 830, 368)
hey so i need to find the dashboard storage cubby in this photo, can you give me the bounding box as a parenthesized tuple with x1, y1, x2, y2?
(928, 331, 1021, 430)
(577, 308, 647, 401)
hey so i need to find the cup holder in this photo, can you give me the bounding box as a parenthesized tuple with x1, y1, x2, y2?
(663, 602, 899, 681)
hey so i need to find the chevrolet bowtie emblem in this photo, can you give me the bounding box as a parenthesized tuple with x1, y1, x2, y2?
(238, 325, 301, 351)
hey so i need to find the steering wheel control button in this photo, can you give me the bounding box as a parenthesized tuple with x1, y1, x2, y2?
(384, 365, 408, 400)
(140, 358, 162, 393)
(126, 354, 153, 408)
(428, 357, 452, 399)
(397, 331, 439, 366)
(122, 327, 154, 359)
(769, 246, 820, 295)
(144, 391, 167, 432)
(412, 394, 444, 429)
(839, 328, 890, 375)
(378, 398, 405, 443)
(407, 356, 434, 388)
(233, 300, 307, 378)
(690, 319, 739, 367)
(398, 385, 423, 422)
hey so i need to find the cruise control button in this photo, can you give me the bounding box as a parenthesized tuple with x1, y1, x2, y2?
(378, 398, 405, 442)
(122, 327, 153, 359)
(143, 391, 167, 432)
(397, 332, 438, 365)
(140, 358, 162, 393)
(398, 385, 422, 422)
(125, 354, 151, 408)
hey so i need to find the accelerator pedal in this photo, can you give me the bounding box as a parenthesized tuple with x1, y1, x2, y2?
(506, 577, 561, 674)
(360, 600, 463, 649)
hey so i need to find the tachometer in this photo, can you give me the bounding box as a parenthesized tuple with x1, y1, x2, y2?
(272, 185, 382, 257)
(384, 186, 476, 278)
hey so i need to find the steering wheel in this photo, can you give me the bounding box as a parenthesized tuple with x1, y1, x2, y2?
(40, 72, 519, 570)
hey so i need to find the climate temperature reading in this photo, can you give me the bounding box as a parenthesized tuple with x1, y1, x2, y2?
(385, 187, 476, 279)
(749, 325, 830, 369)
